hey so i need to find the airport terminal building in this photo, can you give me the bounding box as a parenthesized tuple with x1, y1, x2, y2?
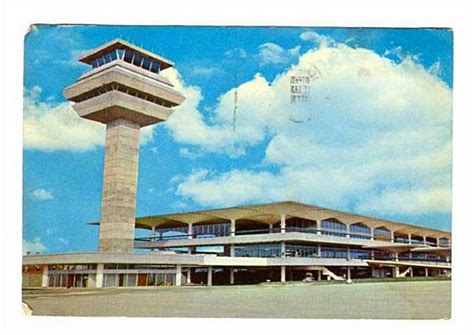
(23, 201, 452, 288)
(22, 39, 452, 289)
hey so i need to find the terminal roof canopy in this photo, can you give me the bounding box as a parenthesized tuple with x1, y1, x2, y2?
(78, 38, 174, 70)
(90, 201, 451, 238)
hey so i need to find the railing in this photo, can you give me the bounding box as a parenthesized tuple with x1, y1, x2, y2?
(134, 228, 449, 248)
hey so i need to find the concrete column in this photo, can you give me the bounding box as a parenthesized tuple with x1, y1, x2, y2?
(371, 250, 375, 260)
(425, 268, 429, 277)
(230, 244, 235, 257)
(176, 265, 182, 286)
(151, 226, 156, 251)
(346, 247, 351, 260)
(186, 267, 192, 284)
(281, 241, 286, 258)
(390, 230, 395, 243)
(229, 267, 235, 285)
(408, 233, 412, 244)
(207, 267, 213, 286)
(280, 214, 286, 233)
(99, 119, 140, 253)
(317, 270, 322, 281)
(317, 244, 321, 257)
(188, 223, 193, 239)
(446, 255, 451, 263)
(269, 223, 274, 233)
(346, 225, 350, 238)
(394, 252, 399, 261)
(96, 263, 104, 288)
(346, 267, 351, 280)
(436, 238, 440, 247)
(316, 220, 321, 235)
(281, 266, 286, 282)
(422, 236, 427, 245)
(41, 265, 48, 288)
(393, 266, 400, 278)
(230, 219, 236, 237)
(370, 227, 374, 240)
(409, 267, 414, 277)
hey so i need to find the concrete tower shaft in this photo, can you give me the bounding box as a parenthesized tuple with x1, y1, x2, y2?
(63, 39, 185, 253)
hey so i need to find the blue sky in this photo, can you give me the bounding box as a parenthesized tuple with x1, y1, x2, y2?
(23, 25, 453, 254)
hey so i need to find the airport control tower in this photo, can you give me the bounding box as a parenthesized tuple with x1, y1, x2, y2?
(64, 39, 185, 253)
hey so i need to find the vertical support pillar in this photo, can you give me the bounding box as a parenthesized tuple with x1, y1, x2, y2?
(207, 266, 213, 286)
(230, 244, 235, 257)
(281, 266, 286, 282)
(370, 227, 374, 240)
(176, 264, 182, 286)
(269, 223, 274, 233)
(41, 265, 48, 288)
(408, 233, 412, 244)
(99, 119, 140, 253)
(393, 266, 400, 278)
(346, 267, 351, 280)
(409, 267, 413, 277)
(316, 220, 321, 235)
(346, 225, 350, 238)
(151, 226, 156, 251)
(96, 263, 104, 288)
(425, 267, 429, 277)
(346, 246, 351, 260)
(281, 241, 286, 258)
(230, 219, 236, 237)
(371, 250, 375, 260)
(229, 267, 235, 285)
(446, 255, 451, 263)
(390, 230, 395, 243)
(280, 214, 286, 233)
(436, 238, 440, 247)
(422, 236, 427, 245)
(186, 267, 192, 284)
(394, 252, 399, 261)
(188, 223, 193, 239)
(317, 244, 321, 257)
(317, 270, 322, 281)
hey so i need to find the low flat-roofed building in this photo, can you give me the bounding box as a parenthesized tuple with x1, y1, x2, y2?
(23, 201, 451, 288)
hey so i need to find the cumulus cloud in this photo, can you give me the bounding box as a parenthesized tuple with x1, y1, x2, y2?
(30, 188, 54, 200)
(257, 43, 301, 66)
(23, 86, 154, 151)
(166, 37, 452, 216)
(299, 31, 332, 48)
(23, 238, 47, 255)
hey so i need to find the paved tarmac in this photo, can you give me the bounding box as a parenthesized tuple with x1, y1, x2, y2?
(22, 280, 450, 319)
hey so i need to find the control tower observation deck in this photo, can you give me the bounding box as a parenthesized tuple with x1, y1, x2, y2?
(63, 39, 185, 253)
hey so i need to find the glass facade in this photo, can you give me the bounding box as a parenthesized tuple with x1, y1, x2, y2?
(193, 223, 231, 238)
(321, 219, 347, 237)
(285, 244, 319, 257)
(350, 249, 371, 259)
(373, 226, 392, 240)
(320, 247, 348, 258)
(90, 48, 162, 74)
(349, 223, 371, 239)
(235, 244, 281, 257)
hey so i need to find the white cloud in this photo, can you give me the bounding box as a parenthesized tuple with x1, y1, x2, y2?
(179, 148, 204, 159)
(23, 238, 47, 255)
(30, 188, 54, 200)
(166, 38, 452, 216)
(299, 31, 332, 48)
(257, 42, 300, 66)
(23, 86, 155, 151)
(188, 65, 223, 77)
